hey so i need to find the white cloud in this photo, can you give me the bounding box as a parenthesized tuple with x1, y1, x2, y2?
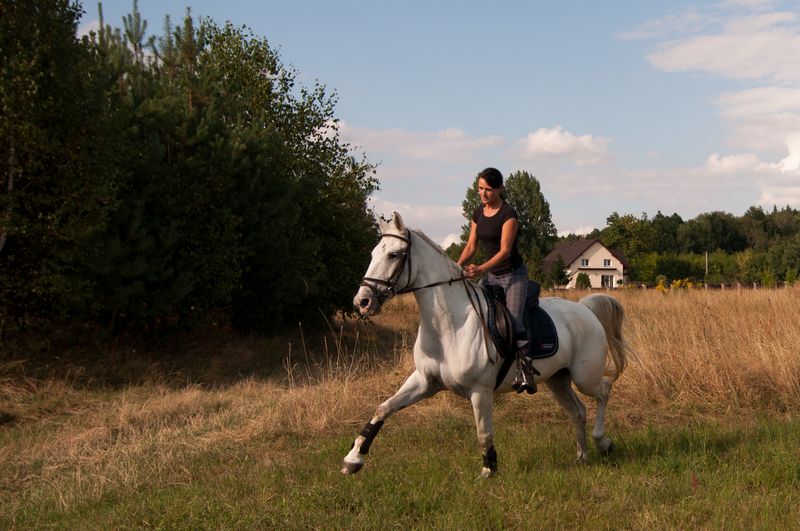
(440, 233, 461, 249)
(515, 126, 610, 166)
(339, 122, 503, 162)
(617, 8, 706, 41)
(558, 226, 596, 237)
(637, 2, 800, 83)
(759, 186, 800, 207)
(648, 29, 800, 82)
(717, 86, 800, 119)
(704, 152, 762, 173)
(772, 132, 800, 172)
(714, 87, 800, 152)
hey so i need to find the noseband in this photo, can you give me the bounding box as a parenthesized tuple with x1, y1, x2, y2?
(360, 230, 468, 304)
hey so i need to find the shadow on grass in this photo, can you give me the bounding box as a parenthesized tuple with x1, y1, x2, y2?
(591, 423, 744, 469)
(0, 312, 413, 392)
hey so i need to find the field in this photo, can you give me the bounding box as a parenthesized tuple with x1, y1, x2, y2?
(2, 288, 800, 529)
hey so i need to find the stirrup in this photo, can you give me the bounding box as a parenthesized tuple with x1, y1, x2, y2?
(512, 354, 538, 395)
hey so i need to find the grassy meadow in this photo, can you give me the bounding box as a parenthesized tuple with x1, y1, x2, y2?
(2, 288, 800, 529)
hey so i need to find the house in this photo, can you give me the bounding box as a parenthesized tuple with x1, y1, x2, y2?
(542, 238, 629, 289)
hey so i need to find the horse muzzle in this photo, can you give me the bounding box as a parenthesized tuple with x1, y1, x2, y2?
(354, 286, 382, 316)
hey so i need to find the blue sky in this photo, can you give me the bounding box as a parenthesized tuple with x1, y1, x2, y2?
(80, 1, 800, 246)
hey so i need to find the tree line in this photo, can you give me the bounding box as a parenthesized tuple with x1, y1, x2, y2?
(583, 207, 800, 287)
(446, 173, 800, 288)
(0, 0, 378, 340)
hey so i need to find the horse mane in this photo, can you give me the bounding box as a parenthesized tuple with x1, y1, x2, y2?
(410, 229, 464, 273)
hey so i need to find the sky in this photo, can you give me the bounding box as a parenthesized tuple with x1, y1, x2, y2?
(79, 0, 800, 247)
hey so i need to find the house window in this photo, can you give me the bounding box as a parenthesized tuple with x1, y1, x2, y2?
(601, 275, 614, 288)
(603, 259, 612, 267)
(580, 258, 589, 267)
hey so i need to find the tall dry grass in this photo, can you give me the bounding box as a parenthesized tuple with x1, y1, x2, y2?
(2, 287, 799, 516)
(611, 287, 800, 415)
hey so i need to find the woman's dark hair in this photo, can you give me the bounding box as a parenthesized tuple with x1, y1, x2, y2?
(477, 167, 503, 188)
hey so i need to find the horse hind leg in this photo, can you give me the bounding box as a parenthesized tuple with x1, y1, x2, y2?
(544, 368, 589, 462)
(573, 372, 614, 456)
(591, 380, 614, 456)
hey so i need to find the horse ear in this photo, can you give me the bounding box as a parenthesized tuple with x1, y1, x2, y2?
(392, 211, 405, 231)
(379, 217, 390, 234)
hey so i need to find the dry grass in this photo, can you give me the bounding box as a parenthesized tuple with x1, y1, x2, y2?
(2, 288, 800, 518)
(610, 287, 800, 416)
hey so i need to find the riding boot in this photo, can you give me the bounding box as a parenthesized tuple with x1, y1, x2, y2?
(511, 343, 539, 395)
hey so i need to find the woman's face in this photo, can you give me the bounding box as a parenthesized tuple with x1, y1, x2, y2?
(477, 178, 501, 206)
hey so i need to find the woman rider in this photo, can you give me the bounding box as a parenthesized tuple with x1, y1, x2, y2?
(456, 167, 537, 394)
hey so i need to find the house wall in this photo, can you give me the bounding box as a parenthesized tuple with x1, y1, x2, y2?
(564, 241, 625, 289)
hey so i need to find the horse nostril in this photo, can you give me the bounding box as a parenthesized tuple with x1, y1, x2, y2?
(359, 298, 370, 308)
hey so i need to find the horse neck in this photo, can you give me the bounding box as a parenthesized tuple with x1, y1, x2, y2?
(408, 234, 473, 327)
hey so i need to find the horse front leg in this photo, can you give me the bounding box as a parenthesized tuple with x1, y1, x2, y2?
(341, 370, 438, 475)
(470, 389, 496, 478)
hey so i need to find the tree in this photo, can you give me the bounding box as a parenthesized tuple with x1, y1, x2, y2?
(741, 206, 769, 251)
(1, 2, 378, 337)
(544, 255, 570, 289)
(677, 211, 747, 254)
(504, 170, 558, 268)
(600, 212, 653, 261)
(650, 211, 683, 254)
(86, 11, 379, 332)
(0, 0, 120, 331)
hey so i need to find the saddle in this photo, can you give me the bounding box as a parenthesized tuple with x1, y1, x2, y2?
(522, 281, 559, 359)
(482, 281, 559, 389)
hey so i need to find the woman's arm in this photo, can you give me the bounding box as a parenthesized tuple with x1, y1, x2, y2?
(457, 221, 478, 267)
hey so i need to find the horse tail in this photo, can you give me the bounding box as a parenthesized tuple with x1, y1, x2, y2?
(579, 294, 635, 382)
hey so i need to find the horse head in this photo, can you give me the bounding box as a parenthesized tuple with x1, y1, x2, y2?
(354, 212, 411, 316)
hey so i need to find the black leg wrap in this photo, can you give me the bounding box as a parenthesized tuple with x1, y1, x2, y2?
(483, 445, 497, 472)
(358, 420, 384, 455)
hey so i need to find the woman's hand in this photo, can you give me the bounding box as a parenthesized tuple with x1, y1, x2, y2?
(464, 264, 482, 278)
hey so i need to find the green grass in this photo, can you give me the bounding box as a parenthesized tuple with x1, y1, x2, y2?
(5, 410, 799, 530)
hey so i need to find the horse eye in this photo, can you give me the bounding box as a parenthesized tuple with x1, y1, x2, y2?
(387, 252, 399, 259)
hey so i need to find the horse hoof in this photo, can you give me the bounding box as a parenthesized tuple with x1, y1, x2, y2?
(479, 466, 495, 479)
(341, 459, 364, 475)
(599, 440, 614, 457)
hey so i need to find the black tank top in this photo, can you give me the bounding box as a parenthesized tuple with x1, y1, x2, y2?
(472, 202, 523, 275)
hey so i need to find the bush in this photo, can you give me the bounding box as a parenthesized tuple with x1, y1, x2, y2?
(575, 272, 591, 290)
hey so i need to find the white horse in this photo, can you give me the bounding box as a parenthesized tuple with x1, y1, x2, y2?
(341, 212, 634, 478)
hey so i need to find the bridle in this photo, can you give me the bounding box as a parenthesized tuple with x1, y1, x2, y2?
(359, 229, 468, 303)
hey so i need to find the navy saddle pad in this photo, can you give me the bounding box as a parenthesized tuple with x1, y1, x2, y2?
(523, 281, 558, 358)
